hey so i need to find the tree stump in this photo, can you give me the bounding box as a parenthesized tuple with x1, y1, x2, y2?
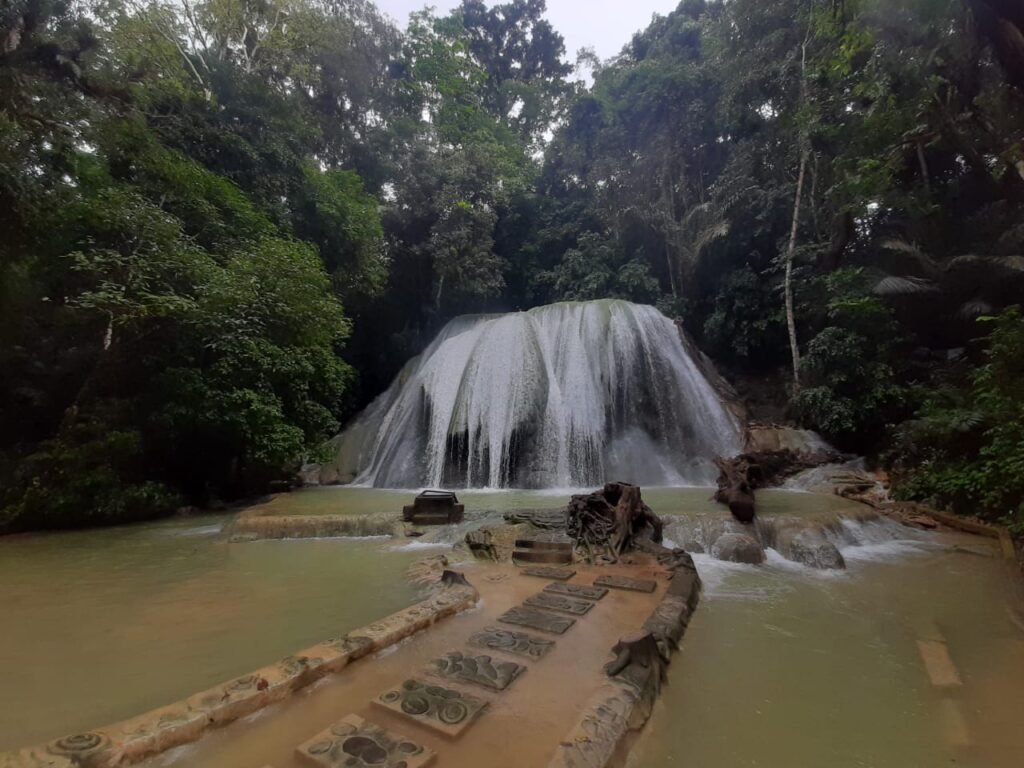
(714, 448, 837, 523)
(566, 482, 663, 563)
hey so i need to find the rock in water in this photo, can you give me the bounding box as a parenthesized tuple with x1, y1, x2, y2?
(775, 528, 845, 570)
(710, 532, 766, 564)
(714, 449, 838, 523)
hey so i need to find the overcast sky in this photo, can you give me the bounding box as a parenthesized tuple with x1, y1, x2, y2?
(375, 1, 682, 63)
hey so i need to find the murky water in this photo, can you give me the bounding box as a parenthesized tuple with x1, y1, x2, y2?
(3, 488, 1023, 768)
(146, 561, 665, 768)
(0, 516, 421, 750)
(630, 532, 1024, 768)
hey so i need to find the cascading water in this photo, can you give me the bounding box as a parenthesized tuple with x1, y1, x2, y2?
(328, 299, 742, 488)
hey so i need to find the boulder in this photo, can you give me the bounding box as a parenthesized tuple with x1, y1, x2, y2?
(775, 528, 845, 569)
(710, 532, 766, 564)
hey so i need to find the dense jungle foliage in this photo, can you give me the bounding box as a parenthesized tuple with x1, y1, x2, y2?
(3, 0, 1024, 532)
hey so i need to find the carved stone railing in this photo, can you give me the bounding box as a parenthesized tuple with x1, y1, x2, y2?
(545, 554, 701, 768)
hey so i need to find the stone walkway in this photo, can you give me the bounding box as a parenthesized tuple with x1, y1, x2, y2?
(292, 564, 663, 768)
(172, 561, 676, 768)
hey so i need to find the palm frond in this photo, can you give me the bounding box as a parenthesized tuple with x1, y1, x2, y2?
(878, 239, 941, 279)
(872, 274, 940, 296)
(946, 254, 1024, 275)
(957, 298, 993, 318)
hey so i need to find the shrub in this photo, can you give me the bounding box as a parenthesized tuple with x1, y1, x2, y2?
(893, 307, 1024, 522)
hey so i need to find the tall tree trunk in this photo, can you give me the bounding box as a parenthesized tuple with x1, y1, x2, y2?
(968, 0, 1024, 92)
(785, 35, 812, 391)
(784, 149, 807, 390)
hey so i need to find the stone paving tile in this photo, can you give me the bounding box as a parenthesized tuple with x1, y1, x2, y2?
(519, 566, 576, 580)
(498, 605, 576, 634)
(374, 679, 488, 738)
(543, 582, 608, 601)
(594, 575, 657, 593)
(428, 650, 526, 691)
(524, 591, 594, 616)
(296, 713, 435, 767)
(466, 627, 556, 660)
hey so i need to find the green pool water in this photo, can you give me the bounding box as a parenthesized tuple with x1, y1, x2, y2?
(0, 516, 421, 750)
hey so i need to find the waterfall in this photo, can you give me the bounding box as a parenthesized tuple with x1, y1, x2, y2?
(329, 299, 742, 489)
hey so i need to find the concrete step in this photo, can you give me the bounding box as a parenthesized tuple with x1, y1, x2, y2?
(512, 547, 573, 564)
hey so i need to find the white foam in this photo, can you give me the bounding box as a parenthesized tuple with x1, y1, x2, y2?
(333, 300, 742, 488)
(389, 540, 452, 552)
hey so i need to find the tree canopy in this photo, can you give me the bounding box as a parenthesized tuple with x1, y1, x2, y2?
(3, 0, 1024, 531)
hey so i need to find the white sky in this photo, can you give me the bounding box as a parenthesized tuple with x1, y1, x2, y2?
(375, 1, 682, 62)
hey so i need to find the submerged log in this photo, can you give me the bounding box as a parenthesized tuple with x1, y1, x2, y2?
(714, 449, 834, 523)
(567, 482, 664, 563)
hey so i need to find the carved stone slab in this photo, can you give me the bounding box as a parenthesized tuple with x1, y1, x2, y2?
(296, 713, 435, 768)
(519, 566, 576, 580)
(428, 650, 526, 691)
(375, 679, 487, 737)
(594, 575, 658, 593)
(467, 626, 555, 660)
(524, 591, 594, 616)
(544, 582, 608, 601)
(498, 605, 576, 634)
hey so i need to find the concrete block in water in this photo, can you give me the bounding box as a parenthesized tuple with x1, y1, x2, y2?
(917, 639, 963, 689)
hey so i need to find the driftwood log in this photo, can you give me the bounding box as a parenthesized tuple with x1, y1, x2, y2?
(714, 449, 836, 523)
(567, 482, 663, 563)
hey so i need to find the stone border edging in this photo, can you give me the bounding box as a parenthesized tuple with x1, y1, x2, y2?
(885, 501, 1016, 561)
(546, 556, 701, 768)
(0, 571, 478, 768)
(920, 508, 1016, 560)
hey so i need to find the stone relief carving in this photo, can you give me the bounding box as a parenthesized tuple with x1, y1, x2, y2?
(297, 713, 435, 768)
(376, 679, 488, 737)
(593, 575, 657, 593)
(498, 605, 576, 634)
(429, 651, 525, 691)
(524, 592, 594, 616)
(519, 566, 576, 580)
(543, 582, 608, 601)
(467, 626, 555, 659)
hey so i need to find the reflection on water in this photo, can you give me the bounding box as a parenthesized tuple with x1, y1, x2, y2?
(0, 516, 421, 750)
(630, 531, 1024, 768)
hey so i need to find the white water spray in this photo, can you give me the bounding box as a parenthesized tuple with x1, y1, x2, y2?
(331, 300, 742, 488)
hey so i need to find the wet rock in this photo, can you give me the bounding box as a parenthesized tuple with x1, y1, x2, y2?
(710, 532, 766, 564)
(776, 528, 845, 569)
(463, 524, 524, 562)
